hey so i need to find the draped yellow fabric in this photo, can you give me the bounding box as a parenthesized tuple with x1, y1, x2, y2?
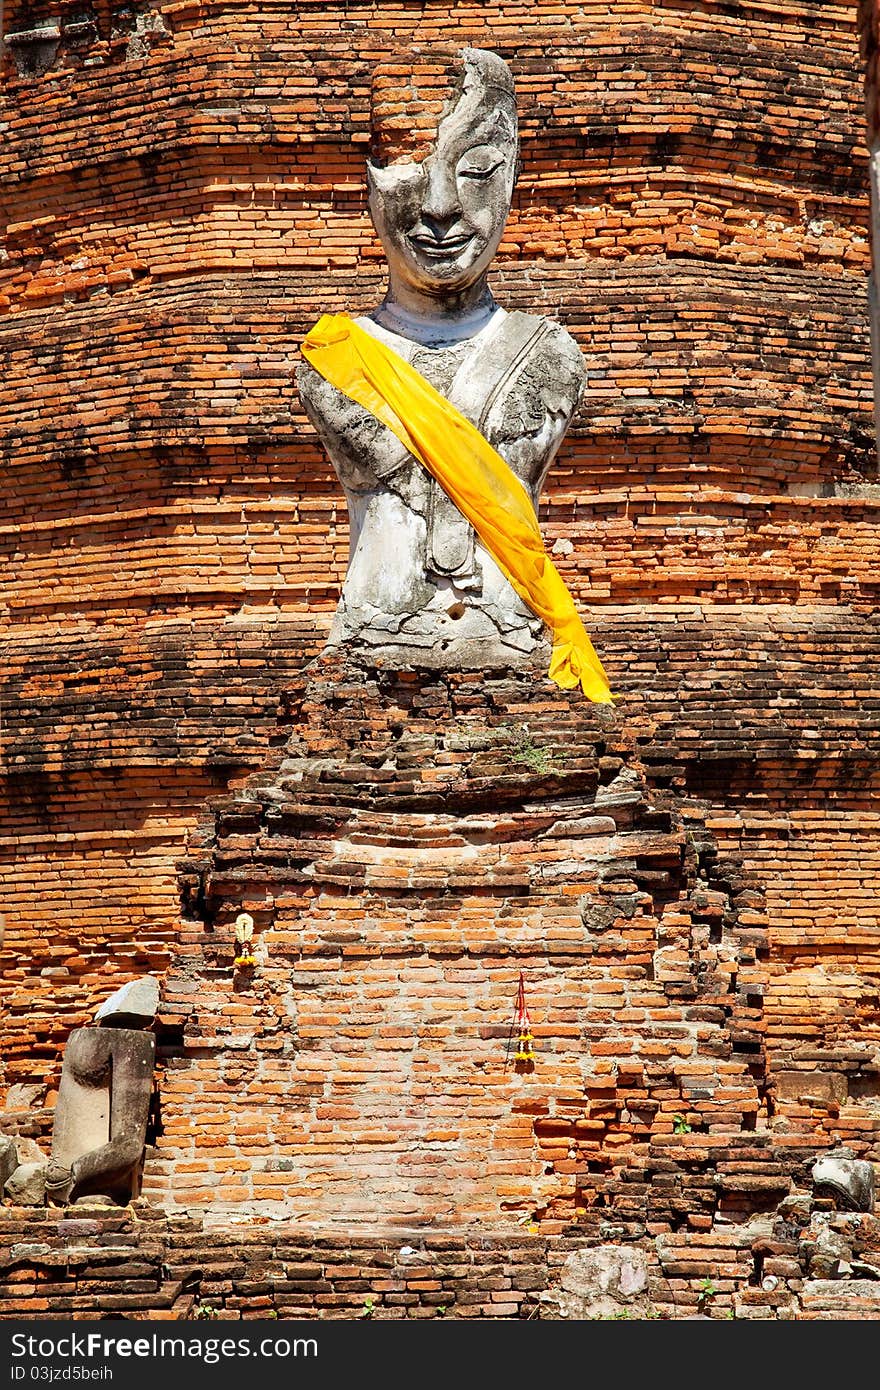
(301, 312, 613, 704)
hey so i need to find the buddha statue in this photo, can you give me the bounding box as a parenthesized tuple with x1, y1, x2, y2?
(297, 46, 589, 672)
(44, 976, 157, 1206)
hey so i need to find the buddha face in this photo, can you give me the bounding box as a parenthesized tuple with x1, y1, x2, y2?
(367, 55, 518, 298)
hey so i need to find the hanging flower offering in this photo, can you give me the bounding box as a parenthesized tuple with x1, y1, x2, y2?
(508, 973, 536, 1065)
(234, 911, 256, 968)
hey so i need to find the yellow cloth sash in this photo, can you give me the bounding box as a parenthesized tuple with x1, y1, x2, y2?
(301, 312, 613, 704)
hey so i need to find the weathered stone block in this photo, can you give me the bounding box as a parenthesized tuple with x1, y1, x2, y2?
(0, 1135, 19, 1190)
(95, 976, 159, 1026)
(776, 1071, 848, 1107)
(3, 1084, 43, 1113)
(5, 1163, 47, 1206)
(550, 1244, 652, 1319)
(812, 1154, 876, 1213)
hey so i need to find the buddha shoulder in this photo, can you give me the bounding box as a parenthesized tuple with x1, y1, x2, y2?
(295, 349, 415, 491)
(488, 313, 586, 441)
(296, 354, 354, 426)
(295, 352, 388, 457)
(518, 313, 585, 401)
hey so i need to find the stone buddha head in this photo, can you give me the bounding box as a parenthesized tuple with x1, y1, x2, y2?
(366, 47, 518, 305)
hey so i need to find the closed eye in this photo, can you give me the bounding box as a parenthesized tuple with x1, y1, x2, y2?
(459, 161, 504, 181)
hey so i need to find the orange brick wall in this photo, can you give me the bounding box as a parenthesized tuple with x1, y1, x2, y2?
(2, 0, 880, 1264)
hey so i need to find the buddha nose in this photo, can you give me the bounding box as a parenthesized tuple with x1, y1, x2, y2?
(421, 163, 462, 234)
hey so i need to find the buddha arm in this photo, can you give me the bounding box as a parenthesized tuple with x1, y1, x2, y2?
(297, 358, 413, 491)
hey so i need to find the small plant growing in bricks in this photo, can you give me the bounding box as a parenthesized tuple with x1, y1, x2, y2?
(360, 1296, 375, 1319)
(672, 1114, 692, 1134)
(193, 1302, 218, 1320)
(696, 1278, 717, 1313)
(507, 723, 560, 776)
(589, 1306, 662, 1320)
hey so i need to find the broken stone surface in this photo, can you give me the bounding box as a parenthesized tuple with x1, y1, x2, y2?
(5, 1162, 47, 1205)
(776, 1070, 848, 1107)
(3, 1083, 44, 1113)
(809, 1222, 854, 1278)
(812, 1153, 875, 1212)
(14, 1137, 46, 1166)
(0, 1135, 18, 1189)
(552, 1244, 652, 1319)
(94, 975, 159, 1027)
(802, 1279, 880, 1311)
(2, 1243, 53, 1269)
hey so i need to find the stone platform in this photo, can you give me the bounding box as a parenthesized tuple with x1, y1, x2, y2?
(3, 1203, 880, 1320)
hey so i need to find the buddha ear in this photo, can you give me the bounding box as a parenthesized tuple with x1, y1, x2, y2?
(365, 160, 380, 214)
(366, 159, 390, 196)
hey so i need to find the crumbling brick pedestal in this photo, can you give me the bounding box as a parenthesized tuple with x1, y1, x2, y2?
(4, 656, 879, 1318)
(158, 655, 773, 1231)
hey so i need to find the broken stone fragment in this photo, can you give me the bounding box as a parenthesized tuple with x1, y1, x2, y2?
(94, 975, 159, 1027)
(552, 1244, 652, 1319)
(812, 1153, 875, 1212)
(15, 1137, 46, 1166)
(778, 1190, 812, 1222)
(802, 1278, 880, 1312)
(809, 1222, 854, 1278)
(0, 1135, 18, 1189)
(45, 1160, 75, 1205)
(2, 1083, 43, 1113)
(4, 1162, 47, 1205)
